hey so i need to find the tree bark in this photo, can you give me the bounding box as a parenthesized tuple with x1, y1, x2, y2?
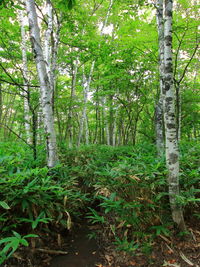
(20, 10, 31, 144)
(163, 0, 186, 231)
(155, 0, 164, 156)
(25, 0, 58, 168)
(78, 65, 93, 146)
(44, 0, 54, 105)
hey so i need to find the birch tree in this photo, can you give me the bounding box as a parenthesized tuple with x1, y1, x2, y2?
(163, 0, 186, 231)
(25, 0, 58, 168)
(20, 10, 31, 144)
(155, 0, 164, 155)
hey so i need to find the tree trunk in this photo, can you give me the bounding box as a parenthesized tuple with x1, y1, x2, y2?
(155, 0, 164, 156)
(20, 10, 31, 144)
(25, 0, 58, 168)
(68, 54, 78, 147)
(44, 0, 54, 103)
(78, 65, 92, 146)
(163, 0, 186, 231)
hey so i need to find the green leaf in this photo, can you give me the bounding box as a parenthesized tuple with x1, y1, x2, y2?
(24, 234, 38, 238)
(0, 201, 10, 210)
(12, 231, 21, 239)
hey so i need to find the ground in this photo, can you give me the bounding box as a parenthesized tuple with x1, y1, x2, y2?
(2, 220, 200, 267)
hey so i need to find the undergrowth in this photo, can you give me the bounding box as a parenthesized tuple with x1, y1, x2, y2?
(0, 141, 199, 264)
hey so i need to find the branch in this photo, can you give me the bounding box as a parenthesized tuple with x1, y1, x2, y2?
(177, 43, 199, 85)
(0, 78, 40, 89)
(173, 30, 187, 78)
(0, 123, 33, 149)
(35, 2, 48, 25)
(0, 86, 26, 98)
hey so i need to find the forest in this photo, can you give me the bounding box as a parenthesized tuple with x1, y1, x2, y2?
(0, 0, 199, 266)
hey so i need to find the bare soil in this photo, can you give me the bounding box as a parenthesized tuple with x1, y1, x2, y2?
(1, 220, 200, 267)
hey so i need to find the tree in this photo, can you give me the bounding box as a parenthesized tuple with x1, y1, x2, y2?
(163, 0, 186, 231)
(25, 0, 58, 168)
(155, 0, 164, 156)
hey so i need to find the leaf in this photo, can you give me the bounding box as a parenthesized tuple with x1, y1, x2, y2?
(65, 211, 72, 230)
(163, 260, 180, 267)
(180, 252, 194, 266)
(0, 201, 10, 210)
(0, 237, 15, 245)
(20, 239, 28, 247)
(24, 234, 38, 238)
(12, 231, 21, 239)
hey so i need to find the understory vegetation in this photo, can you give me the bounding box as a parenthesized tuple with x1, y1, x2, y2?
(0, 141, 199, 265)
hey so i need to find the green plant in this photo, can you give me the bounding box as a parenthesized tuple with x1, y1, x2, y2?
(87, 208, 105, 224)
(0, 232, 38, 264)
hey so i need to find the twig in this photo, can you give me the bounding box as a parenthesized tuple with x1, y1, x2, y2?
(36, 248, 68, 255)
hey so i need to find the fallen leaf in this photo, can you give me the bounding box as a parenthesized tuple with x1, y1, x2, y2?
(105, 254, 113, 264)
(163, 260, 180, 267)
(180, 251, 194, 266)
(168, 259, 176, 264)
(129, 260, 137, 266)
(129, 175, 141, 181)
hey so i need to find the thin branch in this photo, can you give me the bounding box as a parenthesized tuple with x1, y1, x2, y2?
(173, 30, 187, 78)
(0, 86, 26, 97)
(35, 2, 48, 25)
(0, 123, 33, 148)
(177, 43, 199, 85)
(0, 78, 40, 89)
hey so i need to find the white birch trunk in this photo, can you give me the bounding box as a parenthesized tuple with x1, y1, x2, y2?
(102, 96, 110, 145)
(68, 55, 78, 148)
(78, 65, 93, 146)
(25, 0, 57, 168)
(20, 10, 31, 144)
(44, 0, 54, 102)
(178, 91, 181, 141)
(163, 0, 186, 231)
(155, 0, 164, 156)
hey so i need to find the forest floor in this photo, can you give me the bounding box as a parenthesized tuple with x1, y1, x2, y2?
(2, 219, 200, 267)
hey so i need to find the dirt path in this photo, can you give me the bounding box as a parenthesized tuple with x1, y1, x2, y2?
(50, 223, 101, 267)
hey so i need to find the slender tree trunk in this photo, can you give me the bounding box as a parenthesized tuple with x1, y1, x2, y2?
(20, 10, 31, 144)
(102, 96, 110, 145)
(175, 82, 182, 141)
(25, 0, 58, 168)
(44, 0, 53, 100)
(155, 0, 164, 156)
(78, 65, 92, 146)
(32, 109, 37, 161)
(68, 54, 78, 147)
(163, 0, 186, 231)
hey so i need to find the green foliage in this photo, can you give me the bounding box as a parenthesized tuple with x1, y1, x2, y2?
(63, 142, 200, 255)
(0, 232, 38, 264)
(57, 0, 76, 10)
(0, 142, 90, 263)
